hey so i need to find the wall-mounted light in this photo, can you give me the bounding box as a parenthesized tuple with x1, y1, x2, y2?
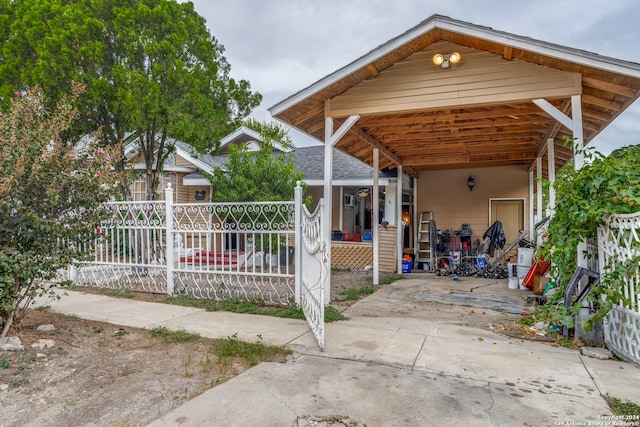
(467, 176, 475, 192)
(357, 188, 370, 198)
(432, 52, 462, 69)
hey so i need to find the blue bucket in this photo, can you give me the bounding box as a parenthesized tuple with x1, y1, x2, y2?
(402, 260, 412, 273)
(476, 257, 486, 271)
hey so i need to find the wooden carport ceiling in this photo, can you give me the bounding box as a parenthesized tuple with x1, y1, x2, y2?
(270, 15, 640, 178)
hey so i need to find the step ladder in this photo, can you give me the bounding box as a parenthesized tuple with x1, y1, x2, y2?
(416, 211, 436, 271)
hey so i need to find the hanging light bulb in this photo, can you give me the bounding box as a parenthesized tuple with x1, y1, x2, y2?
(432, 53, 445, 66)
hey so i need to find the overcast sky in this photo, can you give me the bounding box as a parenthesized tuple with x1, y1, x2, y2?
(188, 0, 640, 154)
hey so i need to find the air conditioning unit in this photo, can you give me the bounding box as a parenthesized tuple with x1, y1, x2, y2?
(344, 195, 356, 207)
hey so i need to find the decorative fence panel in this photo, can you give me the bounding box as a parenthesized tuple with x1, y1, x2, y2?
(72, 185, 297, 305)
(598, 211, 640, 365)
(295, 184, 326, 351)
(170, 199, 296, 305)
(72, 201, 169, 293)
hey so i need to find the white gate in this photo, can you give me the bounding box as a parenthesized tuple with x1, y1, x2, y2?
(295, 183, 327, 351)
(598, 211, 640, 365)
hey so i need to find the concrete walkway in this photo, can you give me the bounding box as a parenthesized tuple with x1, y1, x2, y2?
(40, 276, 640, 426)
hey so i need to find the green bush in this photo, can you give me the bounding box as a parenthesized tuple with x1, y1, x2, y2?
(535, 141, 640, 330)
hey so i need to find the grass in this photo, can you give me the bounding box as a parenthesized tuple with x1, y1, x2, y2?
(379, 274, 405, 285)
(0, 355, 10, 369)
(211, 333, 292, 367)
(337, 274, 404, 302)
(73, 271, 398, 323)
(604, 394, 640, 416)
(149, 326, 200, 343)
(339, 283, 375, 301)
(163, 295, 347, 322)
(98, 288, 137, 299)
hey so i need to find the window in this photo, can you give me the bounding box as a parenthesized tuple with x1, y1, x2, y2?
(164, 153, 176, 166)
(132, 173, 178, 202)
(245, 141, 260, 151)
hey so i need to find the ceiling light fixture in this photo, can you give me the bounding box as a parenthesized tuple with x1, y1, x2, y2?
(432, 52, 462, 69)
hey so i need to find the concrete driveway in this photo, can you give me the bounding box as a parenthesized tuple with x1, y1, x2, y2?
(146, 274, 640, 426)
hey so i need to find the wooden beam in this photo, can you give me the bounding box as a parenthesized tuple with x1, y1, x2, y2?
(345, 124, 402, 165)
(582, 76, 638, 98)
(358, 105, 557, 127)
(533, 98, 572, 130)
(291, 103, 324, 126)
(581, 93, 622, 111)
(503, 46, 513, 60)
(366, 64, 380, 78)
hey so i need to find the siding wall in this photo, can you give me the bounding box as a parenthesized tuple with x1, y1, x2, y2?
(329, 41, 581, 116)
(417, 165, 529, 245)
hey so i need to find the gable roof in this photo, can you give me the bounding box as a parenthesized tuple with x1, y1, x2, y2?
(124, 128, 383, 185)
(219, 126, 292, 153)
(269, 14, 640, 177)
(293, 145, 394, 185)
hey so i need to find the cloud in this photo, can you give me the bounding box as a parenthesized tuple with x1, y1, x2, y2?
(188, 0, 640, 150)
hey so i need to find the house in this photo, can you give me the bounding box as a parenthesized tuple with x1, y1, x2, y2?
(124, 126, 290, 204)
(268, 14, 640, 280)
(125, 126, 406, 268)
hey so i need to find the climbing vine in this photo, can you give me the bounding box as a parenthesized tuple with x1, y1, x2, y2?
(535, 139, 640, 329)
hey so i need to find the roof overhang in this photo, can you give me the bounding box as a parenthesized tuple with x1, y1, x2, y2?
(270, 15, 640, 178)
(305, 178, 392, 187)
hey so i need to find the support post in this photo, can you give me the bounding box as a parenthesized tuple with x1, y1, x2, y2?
(165, 183, 175, 295)
(323, 114, 360, 302)
(536, 157, 543, 247)
(572, 95, 585, 171)
(323, 118, 334, 304)
(529, 170, 534, 244)
(397, 166, 403, 274)
(373, 148, 380, 285)
(294, 181, 302, 306)
(547, 138, 556, 212)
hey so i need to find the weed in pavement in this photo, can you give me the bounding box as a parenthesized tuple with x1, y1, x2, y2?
(604, 394, 640, 416)
(149, 326, 200, 343)
(212, 333, 291, 367)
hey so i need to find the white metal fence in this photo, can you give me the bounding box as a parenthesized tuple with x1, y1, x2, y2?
(69, 183, 327, 350)
(598, 211, 640, 365)
(72, 185, 296, 305)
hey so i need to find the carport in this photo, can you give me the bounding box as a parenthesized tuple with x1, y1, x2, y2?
(269, 15, 640, 295)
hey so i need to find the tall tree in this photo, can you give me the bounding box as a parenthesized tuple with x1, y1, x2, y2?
(208, 120, 303, 203)
(0, 86, 125, 337)
(0, 0, 261, 200)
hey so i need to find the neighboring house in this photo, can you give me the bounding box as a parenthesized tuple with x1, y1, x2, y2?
(124, 126, 291, 204)
(124, 126, 406, 268)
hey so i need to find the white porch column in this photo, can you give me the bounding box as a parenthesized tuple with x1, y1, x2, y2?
(547, 138, 556, 212)
(534, 95, 587, 268)
(339, 186, 344, 232)
(536, 157, 543, 247)
(323, 118, 334, 305)
(572, 95, 588, 269)
(373, 148, 380, 285)
(529, 170, 534, 243)
(413, 178, 419, 258)
(324, 114, 360, 303)
(385, 181, 397, 224)
(572, 95, 585, 171)
(396, 165, 403, 274)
